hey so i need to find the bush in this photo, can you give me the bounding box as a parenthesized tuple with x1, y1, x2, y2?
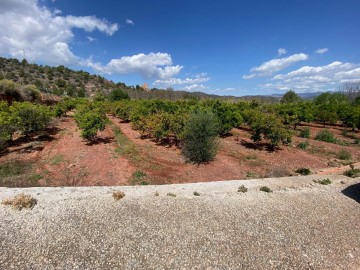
(344, 168, 360, 178)
(337, 149, 352, 160)
(296, 167, 311, 175)
(182, 109, 219, 164)
(297, 141, 309, 149)
(10, 102, 52, 136)
(112, 191, 125, 201)
(314, 178, 332, 185)
(109, 88, 130, 101)
(0, 101, 12, 151)
(260, 186, 272, 193)
(2, 193, 37, 210)
(300, 127, 311, 138)
(74, 105, 107, 140)
(315, 130, 337, 143)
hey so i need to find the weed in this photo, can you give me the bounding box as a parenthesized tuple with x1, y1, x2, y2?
(167, 192, 176, 197)
(130, 170, 149, 185)
(296, 168, 311, 175)
(265, 166, 291, 178)
(337, 149, 352, 160)
(246, 171, 256, 178)
(133, 170, 146, 179)
(112, 126, 141, 162)
(238, 185, 248, 193)
(315, 130, 337, 144)
(300, 127, 311, 138)
(341, 129, 348, 137)
(313, 178, 332, 185)
(112, 191, 125, 201)
(155, 191, 159, 196)
(260, 186, 272, 193)
(0, 160, 32, 177)
(297, 141, 309, 150)
(193, 191, 200, 196)
(344, 168, 360, 178)
(2, 193, 37, 210)
(49, 154, 64, 165)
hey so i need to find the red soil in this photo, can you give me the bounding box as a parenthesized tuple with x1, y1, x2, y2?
(1, 115, 359, 186)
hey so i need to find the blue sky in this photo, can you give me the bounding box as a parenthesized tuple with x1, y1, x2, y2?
(1, 0, 359, 96)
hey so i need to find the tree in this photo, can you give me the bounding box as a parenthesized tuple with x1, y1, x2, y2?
(182, 109, 220, 164)
(74, 105, 107, 140)
(281, 90, 302, 104)
(109, 88, 130, 101)
(0, 101, 12, 151)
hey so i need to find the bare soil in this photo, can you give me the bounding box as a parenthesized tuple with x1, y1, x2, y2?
(1, 114, 359, 186)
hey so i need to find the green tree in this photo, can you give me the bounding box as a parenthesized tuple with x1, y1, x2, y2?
(281, 90, 302, 104)
(109, 88, 130, 101)
(74, 105, 107, 140)
(182, 109, 219, 164)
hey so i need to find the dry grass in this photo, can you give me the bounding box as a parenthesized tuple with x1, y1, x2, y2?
(2, 193, 37, 210)
(112, 191, 125, 201)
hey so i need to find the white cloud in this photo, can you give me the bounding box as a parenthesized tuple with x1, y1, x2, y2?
(315, 48, 328, 54)
(86, 36, 96, 42)
(153, 74, 210, 87)
(88, 52, 183, 80)
(183, 84, 208, 92)
(263, 61, 360, 92)
(278, 48, 287, 56)
(0, 0, 118, 65)
(126, 19, 134, 25)
(243, 53, 308, 79)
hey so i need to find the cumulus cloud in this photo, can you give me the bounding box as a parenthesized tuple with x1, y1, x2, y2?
(153, 73, 210, 87)
(126, 19, 134, 25)
(0, 0, 118, 65)
(183, 84, 208, 92)
(278, 48, 287, 56)
(88, 52, 183, 80)
(263, 61, 360, 92)
(315, 48, 328, 54)
(243, 53, 308, 79)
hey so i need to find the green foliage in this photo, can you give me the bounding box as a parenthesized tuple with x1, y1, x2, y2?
(0, 101, 12, 151)
(260, 186, 272, 193)
(297, 141, 309, 149)
(93, 91, 106, 101)
(337, 149, 352, 160)
(315, 130, 337, 143)
(281, 90, 302, 104)
(299, 127, 311, 138)
(313, 178, 332, 185)
(296, 167, 311, 175)
(182, 109, 220, 164)
(74, 104, 107, 140)
(10, 102, 52, 136)
(109, 88, 130, 101)
(344, 168, 360, 178)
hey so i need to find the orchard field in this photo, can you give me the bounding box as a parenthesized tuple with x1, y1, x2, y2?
(1, 86, 360, 187)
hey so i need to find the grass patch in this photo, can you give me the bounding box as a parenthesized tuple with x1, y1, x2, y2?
(337, 149, 352, 160)
(344, 168, 360, 178)
(130, 170, 150, 185)
(0, 160, 32, 177)
(112, 191, 125, 201)
(167, 192, 176, 197)
(49, 154, 64, 165)
(260, 186, 272, 193)
(296, 167, 311, 175)
(246, 171, 256, 178)
(299, 127, 311, 138)
(2, 193, 37, 210)
(315, 130, 337, 144)
(238, 185, 248, 193)
(265, 166, 291, 178)
(313, 178, 332, 185)
(112, 126, 141, 162)
(297, 141, 309, 150)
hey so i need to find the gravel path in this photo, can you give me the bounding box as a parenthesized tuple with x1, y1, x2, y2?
(1, 175, 359, 269)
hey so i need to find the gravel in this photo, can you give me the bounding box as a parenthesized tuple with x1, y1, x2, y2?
(1, 175, 359, 269)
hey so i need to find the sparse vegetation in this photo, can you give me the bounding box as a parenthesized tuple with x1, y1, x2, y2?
(296, 168, 311, 175)
(297, 141, 309, 149)
(337, 149, 352, 160)
(314, 178, 332, 185)
(300, 127, 311, 138)
(344, 168, 360, 178)
(238, 185, 248, 193)
(315, 130, 337, 144)
(2, 193, 37, 210)
(167, 192, 176, 197)
(193, 191, 200, 196)
(260, 186, 272, 193)
(112, 191, 125, 201)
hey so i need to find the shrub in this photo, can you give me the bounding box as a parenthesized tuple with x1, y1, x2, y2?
(2, 193, 37, 210)
(337, 149, 352, 160)
(296, 167, 311, 175)
(0, 101, 12, 152)
(112, 191, 125, 201)
(297, 141, 309, 149)
(315, 130, 337, 143)
(182, 109, 219, 164)
(109, 88, 130, 101)
(314, 178, 332, 185)
(300, 127, 311, 138)
(74, 105, 107, 140)
(10, 102, 52, 136)
(344, 168, 360, 178)
(193, 191, 200, 196)
(238, 185, 248, 193)
(260, 186, 272, 193)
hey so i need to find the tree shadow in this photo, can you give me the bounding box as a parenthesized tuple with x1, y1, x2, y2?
(341, 182, 360, 203)
(85, 136, 113, 146)
(238, 139, 280, 153)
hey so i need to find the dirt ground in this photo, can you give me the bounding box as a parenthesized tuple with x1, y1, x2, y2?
(1, 114, 360, 186)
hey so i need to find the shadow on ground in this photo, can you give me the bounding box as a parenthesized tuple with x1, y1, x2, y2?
(342, 182, 360, 203)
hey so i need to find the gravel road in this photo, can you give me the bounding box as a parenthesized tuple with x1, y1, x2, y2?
(1, 175, 359, 269)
